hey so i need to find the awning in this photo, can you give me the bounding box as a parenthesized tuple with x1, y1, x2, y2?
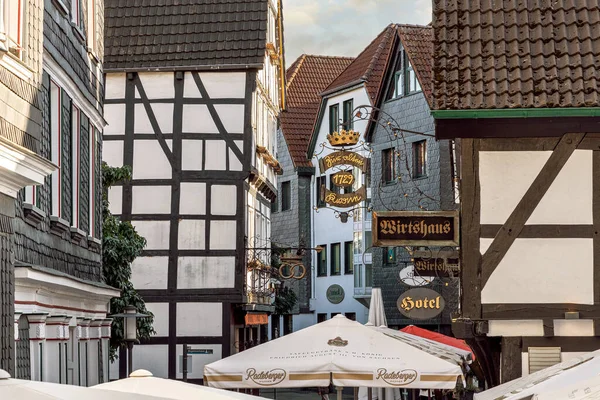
(400, 325, 476, 361)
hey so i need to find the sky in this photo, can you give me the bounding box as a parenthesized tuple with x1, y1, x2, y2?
(283, 0, 432, 65)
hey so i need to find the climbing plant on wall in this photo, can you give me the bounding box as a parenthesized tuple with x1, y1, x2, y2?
(102, 163, 155, 360)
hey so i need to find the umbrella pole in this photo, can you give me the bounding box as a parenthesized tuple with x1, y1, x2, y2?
(368, 387, 372, 400)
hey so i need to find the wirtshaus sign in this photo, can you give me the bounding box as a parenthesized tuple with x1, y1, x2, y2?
(372, 211, 459, 246)
(397, 288, 445, 320)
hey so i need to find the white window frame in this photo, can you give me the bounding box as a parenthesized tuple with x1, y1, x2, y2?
(71, 0, 84, 33)
(86, 0, 98, 56)
(88, 125, 97, 237)
(2, 0, 25, 60)
(71, 106, 80, 228)
(50, 80, 62, 217)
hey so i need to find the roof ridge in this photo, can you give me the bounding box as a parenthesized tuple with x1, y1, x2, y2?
(302, 54, 355, 60)
(286, 55, 307, 88)
(396, 23, 432, 29)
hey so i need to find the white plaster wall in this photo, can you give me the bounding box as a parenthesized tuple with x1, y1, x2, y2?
(183, 72, 202, 98)
(209, 220, 237, 250)
(179, 183, 206, 214)
(293, 313, 316, 333)
(132, 345, 169, 378)
(108, 186, 122, 215)
(176, 303, 222, 336)
(481, 238, 594, 304)
(488, 320, 544, 337)
(311, 86, 370, 324)
(200, 72, 246, 98)
(480, 150, 592, 225)
(104, 73, 126, 99)
(132, 140, 173, 179)
(132, 186, 171, 214)
(205, 140, 227, 170)
(178, 220, 206, 249)
(182, 105, 218, 133)
(104, 103, 125, 135)
(175, 344, 222, 379)
(177, 256, 235, 289)
(131, 256, 169, 289)
(102, 140, 123, 167)
(211, 185, 237, 215)
(181, 140, 203, 170)
(215, 104, 244, 134)
(138, 72, 175, 99)
(134, 103, 173, 134)
(145, 302, 169, 337)
(553, 319, 594, 336)
(132, 221, 171, 250)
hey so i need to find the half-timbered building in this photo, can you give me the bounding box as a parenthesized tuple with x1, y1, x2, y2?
(0, 0, 116, 385)
(432, 0, 600, 387)
(365, 24, 459, 334)
(103, 0, 285, 380)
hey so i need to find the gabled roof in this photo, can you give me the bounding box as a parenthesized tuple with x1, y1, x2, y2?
(323, 24, 397, 102)
(397, 25, 433, 106)
(104, 0, 268, 71)
(281, 55, 354, 168)
(432, 0, 600, 110)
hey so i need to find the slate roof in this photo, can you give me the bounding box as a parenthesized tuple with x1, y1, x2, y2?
(324, 24, 396, 103)
(104, 0, 269, 71)
(281, 55, 354, 167)
(433, 0, 600, 110)
(397, 25, 434, 106)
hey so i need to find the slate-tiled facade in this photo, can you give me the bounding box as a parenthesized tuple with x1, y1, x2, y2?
(432, 0, 600, 110)
(368, 25, 457, 331)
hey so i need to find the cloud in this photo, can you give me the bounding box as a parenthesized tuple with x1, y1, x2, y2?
(283, 0, 432, 65)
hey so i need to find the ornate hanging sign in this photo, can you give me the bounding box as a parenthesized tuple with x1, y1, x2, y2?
(397, 288, 445, 320)
(331, 171, 355, 187)
(372, 211, 459, 247)
(321, 186, 366, 208)
(318, 151, 368, 174)
(326, 284, 345, 304)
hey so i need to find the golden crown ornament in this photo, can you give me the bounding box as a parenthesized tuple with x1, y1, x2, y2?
(327, 129, 360, 147)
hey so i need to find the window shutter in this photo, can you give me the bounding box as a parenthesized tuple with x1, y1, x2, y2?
(528, 347, 561, 374)
(79, 114, 90, 234)
(61, 91, 72, 224)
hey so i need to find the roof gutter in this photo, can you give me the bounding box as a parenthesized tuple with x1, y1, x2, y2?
(431, 108, 600, 120)
(104, 63, 265, 73)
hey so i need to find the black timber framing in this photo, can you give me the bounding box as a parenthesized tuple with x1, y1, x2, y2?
(500, 337, 522, 384)
(113, 69, 258, 380)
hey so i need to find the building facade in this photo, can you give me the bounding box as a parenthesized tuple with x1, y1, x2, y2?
(0, 0, 116, 385)
(271, 54, 353, 334)
(366, 25, 458, 333)
(103, 0, 285, 380)
(433, 0, 600, 387)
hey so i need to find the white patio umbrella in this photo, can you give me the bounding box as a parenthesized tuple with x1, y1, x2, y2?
(0, 369, 166, 400)
(535, 374, 600, 400)
(93, 369, 267, 399)
(475, 350, 600, 400)
(359, 288, 401, 400)
(204, 314, 462, 391)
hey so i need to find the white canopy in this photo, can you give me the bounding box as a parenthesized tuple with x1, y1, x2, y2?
(93, 369, 266, 399)
(475, 350, 600, 400)
(535, 374, 600, 400)
(0, 369, 165, 400)
(204, 314, 462, 390)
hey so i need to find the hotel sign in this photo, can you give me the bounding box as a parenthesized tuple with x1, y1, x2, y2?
(397, 288, 445, 320)
(326, 284, 345, 304)
(372, 211, 459, 247)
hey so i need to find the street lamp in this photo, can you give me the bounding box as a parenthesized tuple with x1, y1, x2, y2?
(110, 305, 148, 376)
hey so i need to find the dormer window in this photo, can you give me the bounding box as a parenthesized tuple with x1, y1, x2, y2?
(389, 47, 421, 100)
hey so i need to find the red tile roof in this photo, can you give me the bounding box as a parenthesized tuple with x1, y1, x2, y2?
(324, 24, 397, 103)
(433, 0, 600, 110)
(397, 25, 434, 106)
(281, 55, 354, 167)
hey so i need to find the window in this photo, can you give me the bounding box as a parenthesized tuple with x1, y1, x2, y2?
(50, 80, 62, 217)
(329, 174, 342, 195)
(281, 181, 291, 211)
(316, 176, 325, 208)
(365, 264, 373, 287)
(317, 313, 327, 323)
(318, 245, 327, 276)
(271, 198, 278, 213)
(86, 0, 98, 55)
(394, 70, 404, 98)
(345, 312, 356, 321)
(71, 0, 84, 32)
(389, 48, 421, 99)
(382, 148, 396, 183)
(4, 0, 25, 59)
(331, 243, 341, 276)
(364, 233, 372, 255)
(329, 104, 339, 134)
(384, 247, 396, 264)
(71, 106, 81, 228)
(331, 313, 340, 318)
(342, 99, 353, 130)
(344, 241, 353, 274)
(413, 140, 427, 178)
